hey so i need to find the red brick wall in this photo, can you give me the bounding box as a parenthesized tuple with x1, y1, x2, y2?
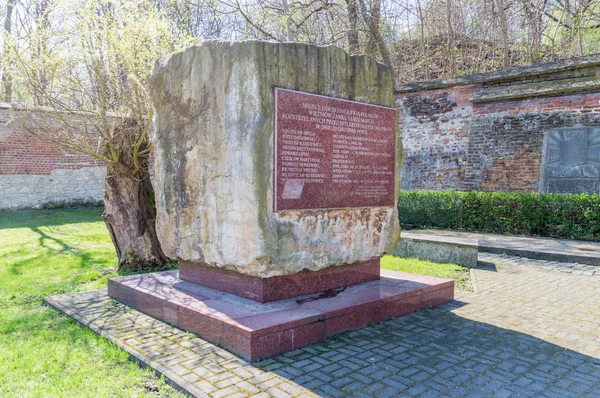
(0, 106, 105, 209)
(395, 86, 478, 190)
(473, 93, 600, 116)
(466, 92, 600, 192)
(396, 82, 600, 192)
(0, 107, 103, 175)
(0, 131, 103, 175)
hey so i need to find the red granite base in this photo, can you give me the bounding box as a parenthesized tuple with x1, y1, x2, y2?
(179, 259, 381, 303)
(108, 270, 454, 362)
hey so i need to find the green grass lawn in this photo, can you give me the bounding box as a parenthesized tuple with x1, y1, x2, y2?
(381, 255, 473, 291)
(0, 208, 182, 398)
(0, 208, 471, 397)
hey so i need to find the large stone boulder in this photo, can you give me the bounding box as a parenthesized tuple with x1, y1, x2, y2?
(151, 40, 402, 277)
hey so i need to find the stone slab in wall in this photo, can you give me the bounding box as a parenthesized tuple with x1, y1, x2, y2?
(0, 167, 105, 210)
(541, 126, 600, 194)
(151, 40, 402, 278)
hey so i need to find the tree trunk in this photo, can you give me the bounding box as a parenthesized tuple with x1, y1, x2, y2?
(496, 0, 510, 67)
(2, 0, 14, 103)
(367, 0, 381, 56)
(445, 0, 456, 75)
(345, 0, 360, 54)
(34, 0, 51, 106)
(416, 0, 429, 80)
(281, 0, 296, 41)
(357, 0, 392, 67)
(103, 165, 170, 271)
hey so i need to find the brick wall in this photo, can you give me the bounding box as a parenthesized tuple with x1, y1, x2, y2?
(395, 54, 600, 192)
(0, 105, 106, 210)
(396, 87, 476, 190)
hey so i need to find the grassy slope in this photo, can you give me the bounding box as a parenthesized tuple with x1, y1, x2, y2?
(381, 255, 473, 291)
(0, 208, 180, 398)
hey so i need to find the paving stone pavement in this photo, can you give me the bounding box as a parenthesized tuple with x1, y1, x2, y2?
(45, 254, 600, 398)
(482, 253, 599, 276)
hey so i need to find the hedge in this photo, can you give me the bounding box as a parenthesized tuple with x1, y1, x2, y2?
(398, 191, 600, 241)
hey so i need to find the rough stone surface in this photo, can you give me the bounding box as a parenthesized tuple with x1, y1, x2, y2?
(0, 168, 105, 210)
(151, 41, 402, 277)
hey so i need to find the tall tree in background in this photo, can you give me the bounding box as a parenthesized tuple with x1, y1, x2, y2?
(357, 0, 392, 65)
(2, 0, 15, 102)
(3, 0, 600, 90)
(345, 0, 360, 53)
(221, 0, 393, 65)
(366, 0, 380, 55)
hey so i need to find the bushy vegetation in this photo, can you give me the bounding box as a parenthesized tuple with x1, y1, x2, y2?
(399, 191, 600, 241)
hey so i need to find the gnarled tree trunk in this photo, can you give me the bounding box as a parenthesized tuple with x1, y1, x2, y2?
(103, 167, 169, 270)
(102, 119, 170, 271)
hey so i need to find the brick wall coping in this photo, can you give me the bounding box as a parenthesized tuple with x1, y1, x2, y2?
(0, 102, 68, 113)
(394, 53, 600, 94)
(473, 76, 600, 103)
(0, 102, 122, 118)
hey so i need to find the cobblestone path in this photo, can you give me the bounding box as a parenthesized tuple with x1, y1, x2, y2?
(46, 254, 600, 397)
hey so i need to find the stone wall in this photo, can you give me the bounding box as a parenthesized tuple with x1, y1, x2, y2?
(395, 54, 600, 193)
(0, 105, 105, 210)
(396, 87, 475, 190)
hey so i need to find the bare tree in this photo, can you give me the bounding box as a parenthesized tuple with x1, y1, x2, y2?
(344, 0, 359, 53)
(357, 0, 392, 65)
(2, 0, 15, 102)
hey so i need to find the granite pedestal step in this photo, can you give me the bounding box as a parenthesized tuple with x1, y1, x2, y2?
(179, 259, 381, 303)
(108, 270, 454, 362)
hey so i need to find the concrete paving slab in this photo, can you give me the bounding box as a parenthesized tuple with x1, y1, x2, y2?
(393, 233, 478, 267)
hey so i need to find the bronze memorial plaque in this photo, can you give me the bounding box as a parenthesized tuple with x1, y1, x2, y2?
(274, 88, 396, 211)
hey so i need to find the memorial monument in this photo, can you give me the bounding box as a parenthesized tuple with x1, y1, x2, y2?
(108, 40, 454, 361)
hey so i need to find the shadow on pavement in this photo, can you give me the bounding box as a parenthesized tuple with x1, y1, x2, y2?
(476, 261, 498, 272)
(258, 299, 600, 397)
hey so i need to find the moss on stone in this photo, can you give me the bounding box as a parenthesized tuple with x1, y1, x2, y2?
(151, 41, 402, 276)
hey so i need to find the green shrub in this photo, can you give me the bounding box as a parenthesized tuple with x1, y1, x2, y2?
(398, 191, 600, 241)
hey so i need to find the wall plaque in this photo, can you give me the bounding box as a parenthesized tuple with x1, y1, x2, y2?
(541, 127, 600, 194)
(274, 88, 396, 211)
